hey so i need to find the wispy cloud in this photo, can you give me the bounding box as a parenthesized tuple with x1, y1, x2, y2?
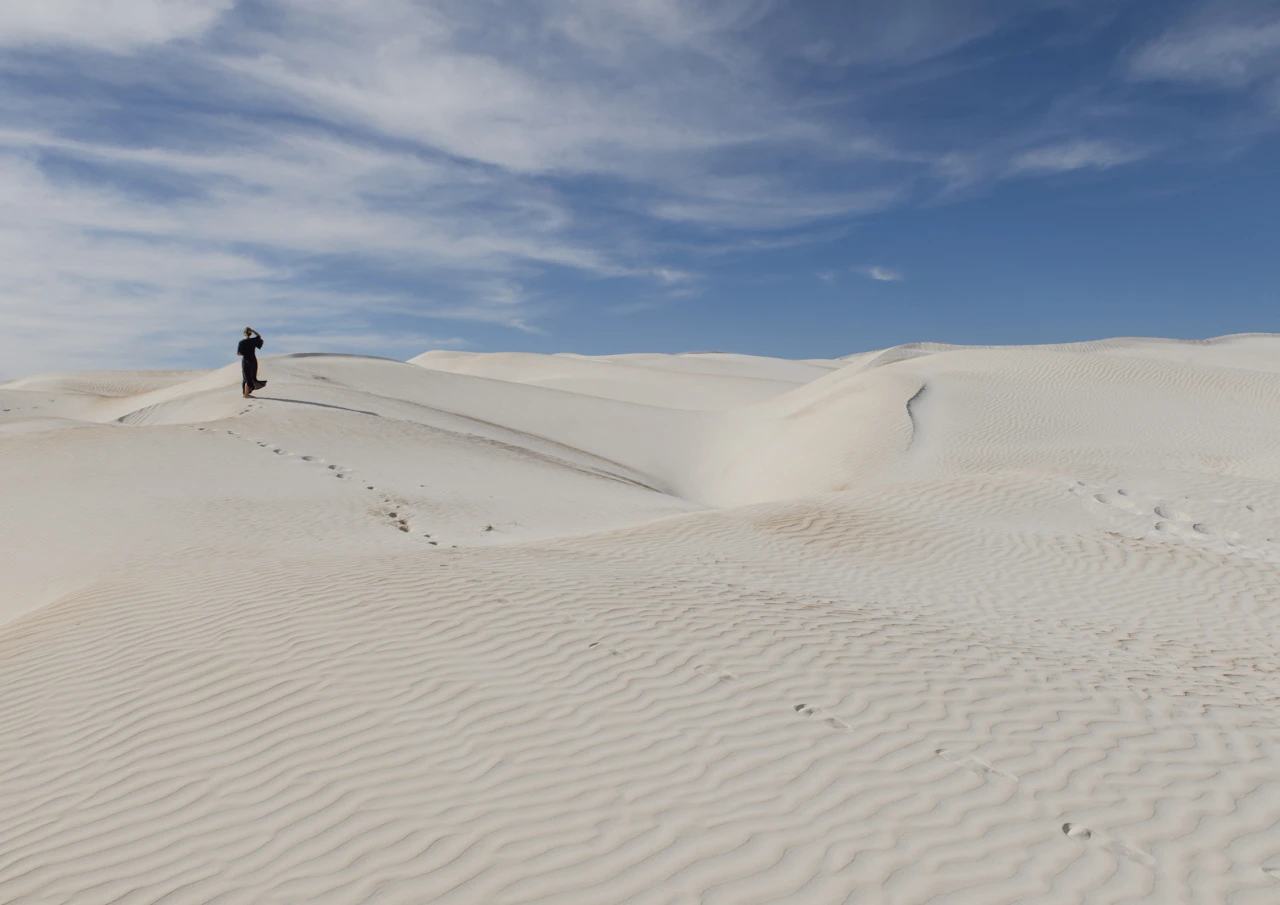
(0, 127, 601, 373)
(0, 1, 1271, 372)
(860, 266, 904, 283)
(0, 0, 230, 52)
(651, 267, 698, 286)
(1009, 139, 1147, 175)
(1129, 3, 1280, 89)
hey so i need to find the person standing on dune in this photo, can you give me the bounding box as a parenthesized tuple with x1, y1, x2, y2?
(237, 327, 266, 397)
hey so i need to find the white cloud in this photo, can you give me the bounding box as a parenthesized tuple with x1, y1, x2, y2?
(1009, 139, 1146, 174)
(0, 129, 610, 278)
(420, 280, 551, 335)
(223, 1, 781, 178)
(1130, 5, 1280, 88)
(215, 1, 921, 233)
(647, 180, 905, 229)
(860, 266, 903, 282)
(0, 0, 231, 52)
(651, 268, 697, 285)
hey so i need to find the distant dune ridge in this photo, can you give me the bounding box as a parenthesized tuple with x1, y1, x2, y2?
(3, 334, 1280, 903)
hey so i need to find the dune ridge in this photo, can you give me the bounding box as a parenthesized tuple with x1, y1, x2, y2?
(2, 336, 1280, 903)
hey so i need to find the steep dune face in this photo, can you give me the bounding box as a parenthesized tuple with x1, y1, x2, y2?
(694, 337, 1280, 505)
(708, 362, 924, 505)
(3, 336, 1280, 905)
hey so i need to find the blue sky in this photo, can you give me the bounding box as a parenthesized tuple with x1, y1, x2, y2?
(0, 0, 1277, 374)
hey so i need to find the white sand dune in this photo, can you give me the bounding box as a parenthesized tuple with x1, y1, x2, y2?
(409, 351, 834, 409)
(3, 335, 1280, 904)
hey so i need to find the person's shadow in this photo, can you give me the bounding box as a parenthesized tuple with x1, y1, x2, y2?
(255, 396, 378, 417)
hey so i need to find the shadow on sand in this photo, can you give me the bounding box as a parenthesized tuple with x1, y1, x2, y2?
(255, 396, 379, 417)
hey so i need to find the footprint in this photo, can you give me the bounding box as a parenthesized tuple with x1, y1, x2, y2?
(1263, 862, 1280, 880)
(694, 664, 737, 684)
(1062, 823, 1154, 866)
(1155, 504, 1196, 522)
(936, 748, 1016, 782)
(588, 642, 627, 659)
(1063, 823, 1093, 840)
(301, 456, 321, 462)
(794, 703, 849, 730)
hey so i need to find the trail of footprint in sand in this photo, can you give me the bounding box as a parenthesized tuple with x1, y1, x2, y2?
(1074, 478, 1280, 563)
(193, 421, 434, 539)
(208, 423, 471, 543)
(931, 743, 1155, 869)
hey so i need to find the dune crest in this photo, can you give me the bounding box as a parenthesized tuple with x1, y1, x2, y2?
(3, 337, 1280, 904)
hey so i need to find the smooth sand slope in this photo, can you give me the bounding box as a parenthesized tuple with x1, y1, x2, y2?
(2, 335, 1280, 904)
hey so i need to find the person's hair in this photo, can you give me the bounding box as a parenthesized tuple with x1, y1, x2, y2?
(244, 327, 253, 337)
